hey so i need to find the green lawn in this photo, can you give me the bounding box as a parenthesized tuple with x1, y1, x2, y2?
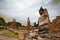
(0, 29, 19, 39)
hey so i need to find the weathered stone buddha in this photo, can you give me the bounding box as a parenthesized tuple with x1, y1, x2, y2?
(38, 7, 52, 32)
(38, 7, 49, 26)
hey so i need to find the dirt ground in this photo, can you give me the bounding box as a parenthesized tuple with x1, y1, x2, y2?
(0, 35, 18, 40)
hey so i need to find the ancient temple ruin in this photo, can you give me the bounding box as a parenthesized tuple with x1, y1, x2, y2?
(10, 19, 16, 28)
(26, 17, 30, 30)
(52, 16, 60, 33)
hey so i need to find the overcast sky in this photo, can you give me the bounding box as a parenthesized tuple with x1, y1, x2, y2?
(0, 0, 60, 25)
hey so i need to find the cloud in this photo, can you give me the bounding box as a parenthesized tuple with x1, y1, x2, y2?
(0, 0, 60, 25)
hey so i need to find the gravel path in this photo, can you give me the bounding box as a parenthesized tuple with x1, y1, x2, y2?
(0, 35, 18, 40)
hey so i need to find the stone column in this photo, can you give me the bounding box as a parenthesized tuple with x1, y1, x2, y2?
(18, 30, 28, 40)
(19, 31, 25, 40)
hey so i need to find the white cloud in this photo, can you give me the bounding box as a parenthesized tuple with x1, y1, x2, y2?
(0, 0, 60, 25)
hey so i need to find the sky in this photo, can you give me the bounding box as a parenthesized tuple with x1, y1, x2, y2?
(0, 0, 60, 25)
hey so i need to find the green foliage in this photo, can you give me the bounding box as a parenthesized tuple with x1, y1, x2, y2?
(6, 22, 22, 26)
(16, 22, 22, 26)
(0, 17, 6, 26)
(54, 0, 60, 3)
(6, 22, 12, 26)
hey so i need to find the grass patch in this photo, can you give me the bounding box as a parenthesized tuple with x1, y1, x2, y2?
(0, 29, 19, 39)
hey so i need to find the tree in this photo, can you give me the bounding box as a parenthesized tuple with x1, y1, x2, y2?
(6, 22, 22, 26)
(0, 17, 6, 26)
(6, 22, 22, 29)
(6, 22, 12, 26)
